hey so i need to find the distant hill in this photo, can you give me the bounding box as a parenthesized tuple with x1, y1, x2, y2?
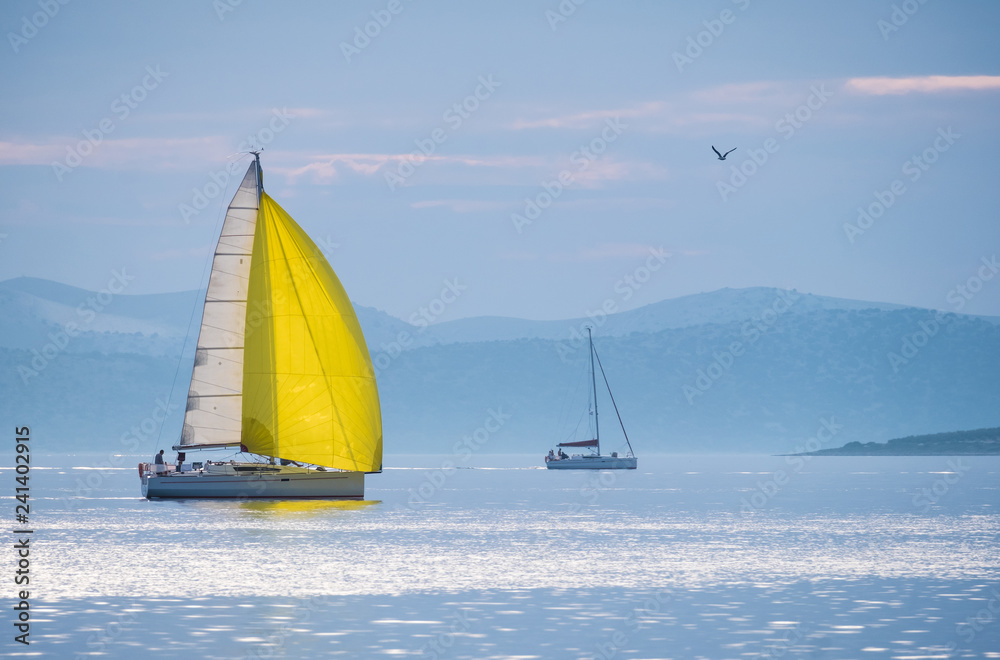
(374, 307, 1000, 453)
(419, 287, 911, 346)
(0, 277, 197, 356)
(0, 276, 198, 331)
(0, 276, 410, 357)
(3, 277, 1000, 456)
(793, 427, 1000, 455)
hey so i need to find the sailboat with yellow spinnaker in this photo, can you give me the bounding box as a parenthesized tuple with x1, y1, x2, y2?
(140, 154, 382, 498)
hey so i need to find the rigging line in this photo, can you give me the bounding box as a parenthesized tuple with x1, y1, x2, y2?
(155, 153, 255, 452)
(592, 345, 635, 458)
(562, 407, 588, 445)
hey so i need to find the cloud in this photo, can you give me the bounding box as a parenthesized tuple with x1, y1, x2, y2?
(0, 141, 63, 164)
(511, 102, 667, 130)
(410, 199, 517, 213)
(573, 158, 670, 188)
(278, 154, 398, 183)
(548, 243, 673, 263)
(688, 81, 798, 105)
(136, 107, 329, 124)
(507, 75, 998, 138)
(0, 136, 230, 169)
(0, 133, 663, 191)
(845, 75, 1000, 95)
(547, 196, 676, 212)
(274, 151, 613, 188)
(273, 152, 553, 186)
(507, 87, 788, 136)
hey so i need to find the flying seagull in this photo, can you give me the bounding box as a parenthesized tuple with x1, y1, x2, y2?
(712, 146, 737, 160)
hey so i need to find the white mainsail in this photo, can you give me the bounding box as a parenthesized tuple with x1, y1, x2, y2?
(179, 161, 260, 449)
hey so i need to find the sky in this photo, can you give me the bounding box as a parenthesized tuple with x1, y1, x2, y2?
(1, 0, 999, 322)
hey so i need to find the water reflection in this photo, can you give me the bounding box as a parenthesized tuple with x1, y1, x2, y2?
(233, 499, 382, 515)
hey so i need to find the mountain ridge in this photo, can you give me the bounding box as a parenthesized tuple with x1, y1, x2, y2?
(4, 277, 999, 455)
(5, 276, 980, 351)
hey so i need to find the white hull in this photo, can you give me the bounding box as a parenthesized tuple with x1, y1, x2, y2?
(545, 455, 637, 470)
(140, 463, 365, 499)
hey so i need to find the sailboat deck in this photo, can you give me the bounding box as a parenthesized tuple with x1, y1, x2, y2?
(544, 455, 637, 470)
(140, 462, 365, 499)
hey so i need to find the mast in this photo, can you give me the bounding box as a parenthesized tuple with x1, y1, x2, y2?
(588, 326, 599, 453)
(252, 150, 263, 202)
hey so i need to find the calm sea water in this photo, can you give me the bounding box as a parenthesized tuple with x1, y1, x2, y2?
(5, 453, 999, 659)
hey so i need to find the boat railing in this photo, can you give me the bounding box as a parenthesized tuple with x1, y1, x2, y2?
(138, 462, 181, 478)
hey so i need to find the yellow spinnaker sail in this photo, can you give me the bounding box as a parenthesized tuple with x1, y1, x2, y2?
(241, 193, 382, 472)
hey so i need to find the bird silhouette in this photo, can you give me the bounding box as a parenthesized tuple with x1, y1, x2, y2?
(712, 146, 737, 160)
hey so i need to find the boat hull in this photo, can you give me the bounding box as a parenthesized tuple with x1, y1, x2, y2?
(140, 463, 365, 499)
(545, 456, 637, 470)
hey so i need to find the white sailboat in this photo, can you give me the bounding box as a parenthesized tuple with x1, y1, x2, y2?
(140, 154, 382, 498)
(545, 328, 637, 470)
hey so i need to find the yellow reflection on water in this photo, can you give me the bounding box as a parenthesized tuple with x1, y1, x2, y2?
(178, 498, 382, 518)
(237, 499, 381, 515)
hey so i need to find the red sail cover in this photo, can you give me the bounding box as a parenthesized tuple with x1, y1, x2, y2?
(558, 439, 599, 448)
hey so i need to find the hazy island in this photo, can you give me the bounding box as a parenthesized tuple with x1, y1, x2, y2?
(793, 427, 1000, 456)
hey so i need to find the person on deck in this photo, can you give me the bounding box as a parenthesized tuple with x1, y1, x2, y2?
(153, 449, 165, 475)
